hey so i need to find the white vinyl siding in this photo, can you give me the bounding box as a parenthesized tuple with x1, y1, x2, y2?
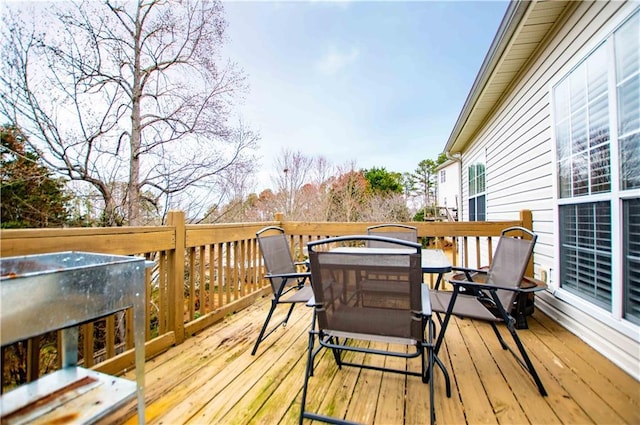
(436, 160, 460, 212)
(456, 1, 639, 379)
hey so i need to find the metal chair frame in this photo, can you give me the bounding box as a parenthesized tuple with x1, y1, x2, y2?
(252, 226, 312, 356)
(300, 235, 450, 425)
(431, 226, 548, 396)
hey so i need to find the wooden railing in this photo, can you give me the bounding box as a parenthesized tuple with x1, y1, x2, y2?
(0, 210, 532, 392)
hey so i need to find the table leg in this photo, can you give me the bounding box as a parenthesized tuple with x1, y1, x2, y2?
(434, 273, 444, 290)
(434, 284, 460, 356)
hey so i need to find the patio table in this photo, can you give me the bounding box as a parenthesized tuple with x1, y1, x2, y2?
(329, 247, 452, 288)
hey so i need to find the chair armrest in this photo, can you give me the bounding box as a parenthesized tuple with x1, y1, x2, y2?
(451, 265, 487, 274)
(450, 266, 489, 281)
(521, 276, 548, 292)
(267, 271, 311, 279)
(448, 276, 547, 293)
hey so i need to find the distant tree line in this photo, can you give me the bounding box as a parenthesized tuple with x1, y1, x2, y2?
(200, 149, 447, 224)
(1, 126, 446, 228)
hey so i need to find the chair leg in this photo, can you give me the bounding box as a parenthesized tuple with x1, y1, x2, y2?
(426, 318, 436, 425)
(429, 343, 435, 425)
(283, 302, 296, 326)
(490, 290, 547, 396)
(328, 336, 343, 368)
(309, 311, 318, 377)
(299, 328, 316, 425)
(251, 299, 277, 355)
(434, 356, 451, 397)
(490, 322, 509, 350)
(506, 322, 548, 396)
(428, 317, 451, 397)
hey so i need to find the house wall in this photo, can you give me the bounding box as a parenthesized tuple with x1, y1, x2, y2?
(458, 0, 639, 379)
(436, 160, 461, 213)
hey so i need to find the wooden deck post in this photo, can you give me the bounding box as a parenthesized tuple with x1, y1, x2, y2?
(167, 210, 186, 344)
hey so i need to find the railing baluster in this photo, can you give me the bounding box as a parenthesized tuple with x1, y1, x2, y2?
(199, 245, 206, 315)
(189, 247, 196, 321)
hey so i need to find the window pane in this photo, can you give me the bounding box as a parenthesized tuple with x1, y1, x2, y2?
(468, 166, 476, 195)
(469, 198, 476, 221)
(624, 198, 640, 325)
(572, 152, 589, 196)
(621, 133, 640, 190)
(617, 74, 640, 136)
(589, 95, 610, 147)
(559, 159, 572, 198)
(560, 202, 612, 310)
(570, 64, 587, 112)
(571, 107, 588, 153)
(616, 12, 640, 191)
(588, 44, 608, 102)
(615, 12, 639, 83)
(477, 163, 486, 193)
(477, 194, 486, 221)
(590, 144, 611, 193)
(557, 119, 571, 159)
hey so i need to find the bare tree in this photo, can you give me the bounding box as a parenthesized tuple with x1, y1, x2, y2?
(272, 149, 313, 218)
(1, 1, 255, 225)
(303, 155, 335, 221)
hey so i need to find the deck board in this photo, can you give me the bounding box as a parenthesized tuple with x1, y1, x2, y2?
(109, 296, 639, 425)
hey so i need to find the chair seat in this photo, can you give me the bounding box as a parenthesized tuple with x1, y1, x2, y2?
(325, 329, 417, 346)
(282, 285, 314, 303)
(429, 290, 502, 322)
(322, 304, 417, 342)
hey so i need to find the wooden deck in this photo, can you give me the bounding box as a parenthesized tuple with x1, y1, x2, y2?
(110, 296, 640, 425)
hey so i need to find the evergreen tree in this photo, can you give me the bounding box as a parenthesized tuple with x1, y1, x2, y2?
(1, 125, 71, 228)
(363, 167, 403, 195)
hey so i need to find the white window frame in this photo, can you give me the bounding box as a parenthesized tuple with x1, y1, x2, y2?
(467, 154, 486, 221)
(550, 6, 640, 340)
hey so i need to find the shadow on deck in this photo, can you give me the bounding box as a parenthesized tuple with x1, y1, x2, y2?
(111, 296, 639, 425)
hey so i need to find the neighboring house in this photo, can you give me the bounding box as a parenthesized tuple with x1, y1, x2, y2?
(435, 158, 461, 220)
(443, 0, 639, 380)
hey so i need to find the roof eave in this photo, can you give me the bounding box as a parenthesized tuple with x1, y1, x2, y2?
(444, 0, 532, 154)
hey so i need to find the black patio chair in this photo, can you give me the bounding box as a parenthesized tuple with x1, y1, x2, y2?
(300, 235, 450, 425)
(430, 226, 548, 396)
(252, 226, 313, 355)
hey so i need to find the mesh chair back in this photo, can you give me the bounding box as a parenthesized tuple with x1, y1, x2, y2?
(257, 227, 297, 294)
(486, 227, 537, 309)
(366, 224, 418, 248)
(309, 237, 423, 341)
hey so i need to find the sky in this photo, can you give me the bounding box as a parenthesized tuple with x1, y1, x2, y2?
(220, 0, 509, 191)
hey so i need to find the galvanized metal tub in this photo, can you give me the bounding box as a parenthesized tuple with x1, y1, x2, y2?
(1, 251, 147, 346)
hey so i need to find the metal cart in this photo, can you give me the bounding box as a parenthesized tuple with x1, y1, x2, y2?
(1, 252, 149, 424)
